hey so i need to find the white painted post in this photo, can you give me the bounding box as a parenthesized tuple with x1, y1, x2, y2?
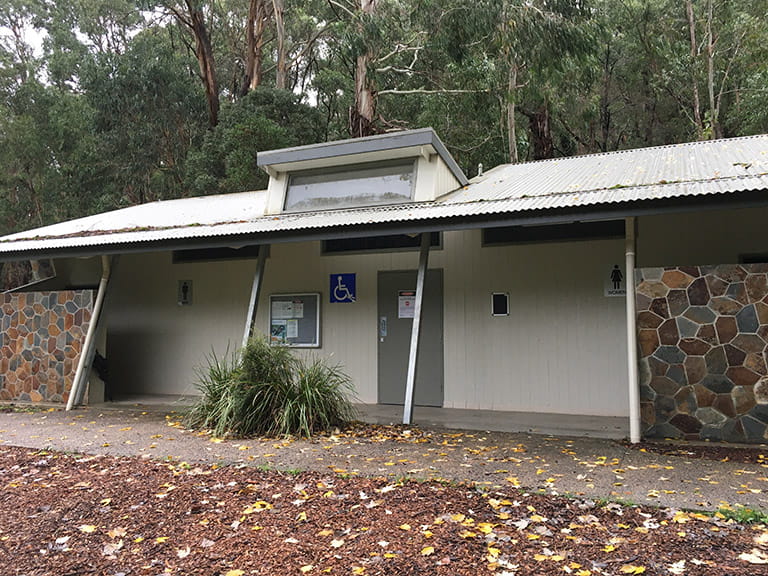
(67, 255, 111, 411)
(403, 233, 431, 425)
(242, 245, 269, 347)
(625, 217, 641, 443)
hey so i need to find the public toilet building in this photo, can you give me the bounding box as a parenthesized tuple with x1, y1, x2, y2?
(2, 129, 768, 443)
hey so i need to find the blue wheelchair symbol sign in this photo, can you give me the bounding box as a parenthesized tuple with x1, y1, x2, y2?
(330, 273, 356, 303)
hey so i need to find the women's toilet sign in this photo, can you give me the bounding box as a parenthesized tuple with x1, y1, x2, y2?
(604, 264, 626, 297)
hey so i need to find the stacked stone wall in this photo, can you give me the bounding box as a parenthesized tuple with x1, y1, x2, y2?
(0, 290, 93, 403)
(637, 265, 768, 442)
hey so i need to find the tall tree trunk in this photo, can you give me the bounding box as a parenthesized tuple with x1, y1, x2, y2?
(273, 0, 287, 90)
(184, 1, 219, 127)
(506, 62, 518, 163)
(242, 0, 269, 95)
(350, 0, 378, 137)
(522, 105, 554, 160)
(685, 0, 705, 140)
(599, 45, 612, 152)
(704, 0, 721, 139)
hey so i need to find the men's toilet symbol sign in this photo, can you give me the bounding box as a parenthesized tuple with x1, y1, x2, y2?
(604, 264, 626, 297)
(330, 273, 356, 303)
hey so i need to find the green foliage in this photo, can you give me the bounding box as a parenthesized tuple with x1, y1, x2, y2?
(185, 87, 324, 195)
(185, 336, 357, 438)
(3, 0, 768, 234)
(716, 506, 768, 525)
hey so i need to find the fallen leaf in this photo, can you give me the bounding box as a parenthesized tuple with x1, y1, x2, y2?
(107, 527, 127, 539)
(300, 565, 314, 573)
(330, 539, 345, 548)
(225, 571, 245, 576)
(667, 560, 685, 575)
(739, 549, 768, 564)
(79, 525, 97, 534)
(619, 565, 646, 574)
(177, 547, 191, 559)
(421, 546, 435, 556)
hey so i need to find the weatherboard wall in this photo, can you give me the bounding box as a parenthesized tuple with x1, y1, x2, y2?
(104, 231, 629, 418)
(100, 204, 768, 425)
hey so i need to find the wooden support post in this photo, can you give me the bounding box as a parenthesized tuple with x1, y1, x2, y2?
(242, 245, 269, 347)
(403, 233, 431, 425)
(625, 217, 641, 443)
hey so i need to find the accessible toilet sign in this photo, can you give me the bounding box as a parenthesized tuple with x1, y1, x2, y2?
(604, 264, 626, 297)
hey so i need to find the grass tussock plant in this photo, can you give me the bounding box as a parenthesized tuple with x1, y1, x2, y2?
(185, 336, 357, 438)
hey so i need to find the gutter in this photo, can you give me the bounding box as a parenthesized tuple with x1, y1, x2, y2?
(67, 255, 111, 410)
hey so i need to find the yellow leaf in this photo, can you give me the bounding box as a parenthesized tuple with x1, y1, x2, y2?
(487, 547, 500, 557)
(450, 514, 466, 522)
(399, 524, 411, 531)
(551, 555, 564, 562)
(575, 570, 592, 576)
(530, 514, 546, 523)
(477, 523, 494, 534)
(422, 530, 433, 538)
(619, 565, 646, 574)
(459, 530, 477, 539)
(100, 498, 112, 506)
(330, 539, 345, 548)
(155, 536, 169, 543)
(225, 571, 245, 576)
(79, 525, 97, 534)
(317, 529, 333, 536)
(602, 545, 616, 552)
(421, 546, 435, 556)
(297, 511, 307, 522)
(351, 567, 365, 575)
(300, 565, 314, 573)
(534, 554, 548, 562)
(384, 552, 398, 559)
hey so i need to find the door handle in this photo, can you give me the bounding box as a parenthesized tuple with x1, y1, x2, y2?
(379, 316, 387, 341)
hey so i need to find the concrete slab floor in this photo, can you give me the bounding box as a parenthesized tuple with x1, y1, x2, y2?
(97, 397, 629, 439)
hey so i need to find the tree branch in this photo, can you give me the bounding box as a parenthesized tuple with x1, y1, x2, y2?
(378, 88, 487, 95)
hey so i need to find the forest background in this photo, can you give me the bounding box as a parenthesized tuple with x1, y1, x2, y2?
(1, 0, 767, 236)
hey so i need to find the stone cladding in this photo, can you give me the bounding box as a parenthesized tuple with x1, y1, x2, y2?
(0, 290, 93, 403)
(637, 265, 768, 442)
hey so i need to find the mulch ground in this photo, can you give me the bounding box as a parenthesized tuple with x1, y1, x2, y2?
(1, 445, 767, 576)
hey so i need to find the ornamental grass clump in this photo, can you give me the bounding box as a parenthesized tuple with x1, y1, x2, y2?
(185, 336, 357, 438)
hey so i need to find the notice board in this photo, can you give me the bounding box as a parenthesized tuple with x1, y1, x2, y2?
(269, 293, 320, 347)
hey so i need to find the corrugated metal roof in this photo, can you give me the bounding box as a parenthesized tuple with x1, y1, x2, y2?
(2, 134, 768, 257)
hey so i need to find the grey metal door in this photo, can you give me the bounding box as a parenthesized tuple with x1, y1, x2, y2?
(377, 270, 443, 406)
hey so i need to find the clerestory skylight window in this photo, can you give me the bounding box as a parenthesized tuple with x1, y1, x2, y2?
(283, 159, 416, 213)
(257, 128, 468, 216)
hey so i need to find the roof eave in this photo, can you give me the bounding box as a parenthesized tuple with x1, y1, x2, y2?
(3, 189, 767, 263)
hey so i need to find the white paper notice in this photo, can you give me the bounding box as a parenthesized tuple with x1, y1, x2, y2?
(272, 301, 294, 319)
(292, 301, 304, 318)
(286, 319, 299, 338)
(398, 291, 415, 318)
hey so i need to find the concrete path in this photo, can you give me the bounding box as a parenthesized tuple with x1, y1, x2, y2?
(0, 406, 766, 513)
